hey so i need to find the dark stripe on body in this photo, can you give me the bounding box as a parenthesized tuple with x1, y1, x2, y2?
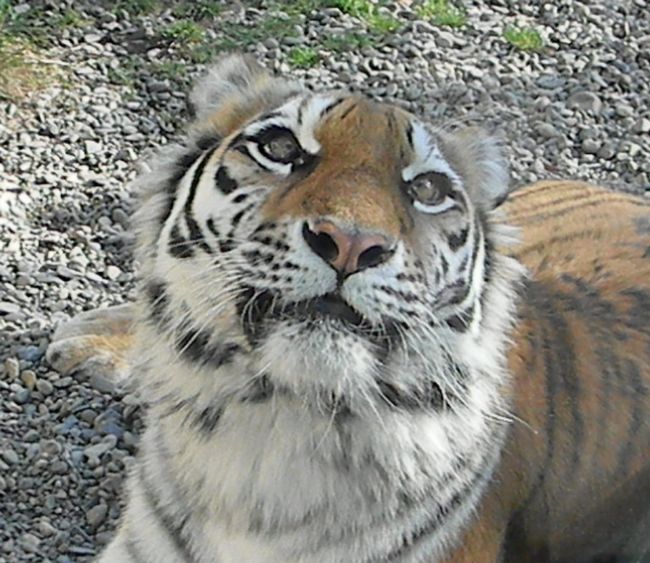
(507, 189, 599, 220)
(186, 404, 224, 435)
(515, 229, 602, 258)
(138, 459, 195, 561)
(544, 288, 583, 474)
(383, 453, 495, 561)
(617, 360, 646, 473)
(514, 196, 650, 225)
(513, 283, 556, 520)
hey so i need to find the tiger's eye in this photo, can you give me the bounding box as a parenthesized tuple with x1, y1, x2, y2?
(410, 172, 452, 205)
(263, 134, 301, 163)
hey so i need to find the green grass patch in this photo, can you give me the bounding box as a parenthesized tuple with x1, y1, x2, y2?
(150, 60, 186, 80)
(367, 12, 399, 33)
(328, 0, 374, 17)
(163, 19, 205, 43)
(416, 0, 466, 27)
(0, 1, 49, 46)
(288, 46, 319, 68)
(0, 1, 65, 100)
(503, 25, 544, 52)
(0, 37, 61, 101)
(327, 0, 400, 34)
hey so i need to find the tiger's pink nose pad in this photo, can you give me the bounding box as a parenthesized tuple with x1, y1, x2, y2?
(302, 220, 394, 275)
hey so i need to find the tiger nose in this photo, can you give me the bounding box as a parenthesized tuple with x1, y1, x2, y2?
(302, 220, 394, 275)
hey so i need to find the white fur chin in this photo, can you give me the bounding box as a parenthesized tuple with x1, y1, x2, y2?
(256, 320, 379, 401)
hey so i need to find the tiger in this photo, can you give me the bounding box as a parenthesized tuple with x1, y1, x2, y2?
(46, 53, 650, 562)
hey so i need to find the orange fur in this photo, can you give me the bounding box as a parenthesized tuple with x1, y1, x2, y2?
(445, 181, 650, 561)
(262, 98, 413, 237)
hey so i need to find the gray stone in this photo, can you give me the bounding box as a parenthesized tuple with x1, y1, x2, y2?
(632, 118, 650, 134)
(1, 448, 19, 465)
(615, 103, 634, 118)
(24, 429, 39, 442)
(84, 140, 102, 155)
(36, 379, 54, 395)
(86, 503, 108, 528)
(17, 345, 42, 362)
(581, 139, 601, 154)
(19, 533, 40, 553)
(14, 388, 30, 404)
(567, 91, 602, 113)
(106, 265, 122, 281)
(535, 122, 560, 139)
(84, 435, 118, 459)
(41, 440, 62, 457)
(20, 369, 36, 390)
(0, 301, 21, 315)
(3, 357, 19, 380)
(597, 143, 617, 160)
(37, 520, 57, 537)
(90, 373, 116, 394)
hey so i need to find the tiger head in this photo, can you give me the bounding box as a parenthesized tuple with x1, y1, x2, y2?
(135, 54, 519, 417)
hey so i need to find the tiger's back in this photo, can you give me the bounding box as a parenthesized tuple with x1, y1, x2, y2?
(473, 182, 650, 562)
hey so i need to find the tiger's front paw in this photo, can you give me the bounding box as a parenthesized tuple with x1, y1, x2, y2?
(46, 304, 136, 383)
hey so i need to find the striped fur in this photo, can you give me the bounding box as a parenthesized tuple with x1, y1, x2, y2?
(82, 55, 650, 562)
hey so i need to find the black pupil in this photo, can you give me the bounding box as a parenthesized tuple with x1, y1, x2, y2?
(266, 135, 298, 161)
(412, 172, 451, 204)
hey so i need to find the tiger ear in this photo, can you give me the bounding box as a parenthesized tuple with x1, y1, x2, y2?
(189, 53, 303, 137)
(439, 128, 511, 211)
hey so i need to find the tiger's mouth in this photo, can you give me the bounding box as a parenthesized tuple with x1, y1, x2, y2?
(238, 287, 387, 343)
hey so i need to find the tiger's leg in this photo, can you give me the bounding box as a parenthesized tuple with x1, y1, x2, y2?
(46, 303, 135, 381)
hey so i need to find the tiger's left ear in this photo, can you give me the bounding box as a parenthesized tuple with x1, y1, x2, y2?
(438, 128, 510, 211)
(189, 53, 304, 138)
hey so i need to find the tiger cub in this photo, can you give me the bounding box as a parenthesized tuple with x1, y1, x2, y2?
(47, 54, 650, 562)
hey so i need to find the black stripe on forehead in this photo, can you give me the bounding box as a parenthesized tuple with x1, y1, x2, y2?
(405, 122, 414, 148)
(339, 100, 358, 121)
(296, 95, 310, 126)
(319, 97, 346, 119)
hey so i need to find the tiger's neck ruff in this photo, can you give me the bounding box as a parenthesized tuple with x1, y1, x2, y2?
(109, 55, 525, 562)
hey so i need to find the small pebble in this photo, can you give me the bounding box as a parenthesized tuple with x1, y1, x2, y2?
(20, 369, 37, 390)
(4, 358, 20, 381)
(86, 503, 108, 528)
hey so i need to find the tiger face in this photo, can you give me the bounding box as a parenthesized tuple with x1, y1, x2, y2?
(137, 55, 514, 418)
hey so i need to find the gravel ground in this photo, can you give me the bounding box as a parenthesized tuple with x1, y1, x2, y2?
(1, 0, 649, 560)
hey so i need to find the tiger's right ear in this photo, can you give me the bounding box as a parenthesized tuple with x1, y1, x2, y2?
(189, 53, 303, 137)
